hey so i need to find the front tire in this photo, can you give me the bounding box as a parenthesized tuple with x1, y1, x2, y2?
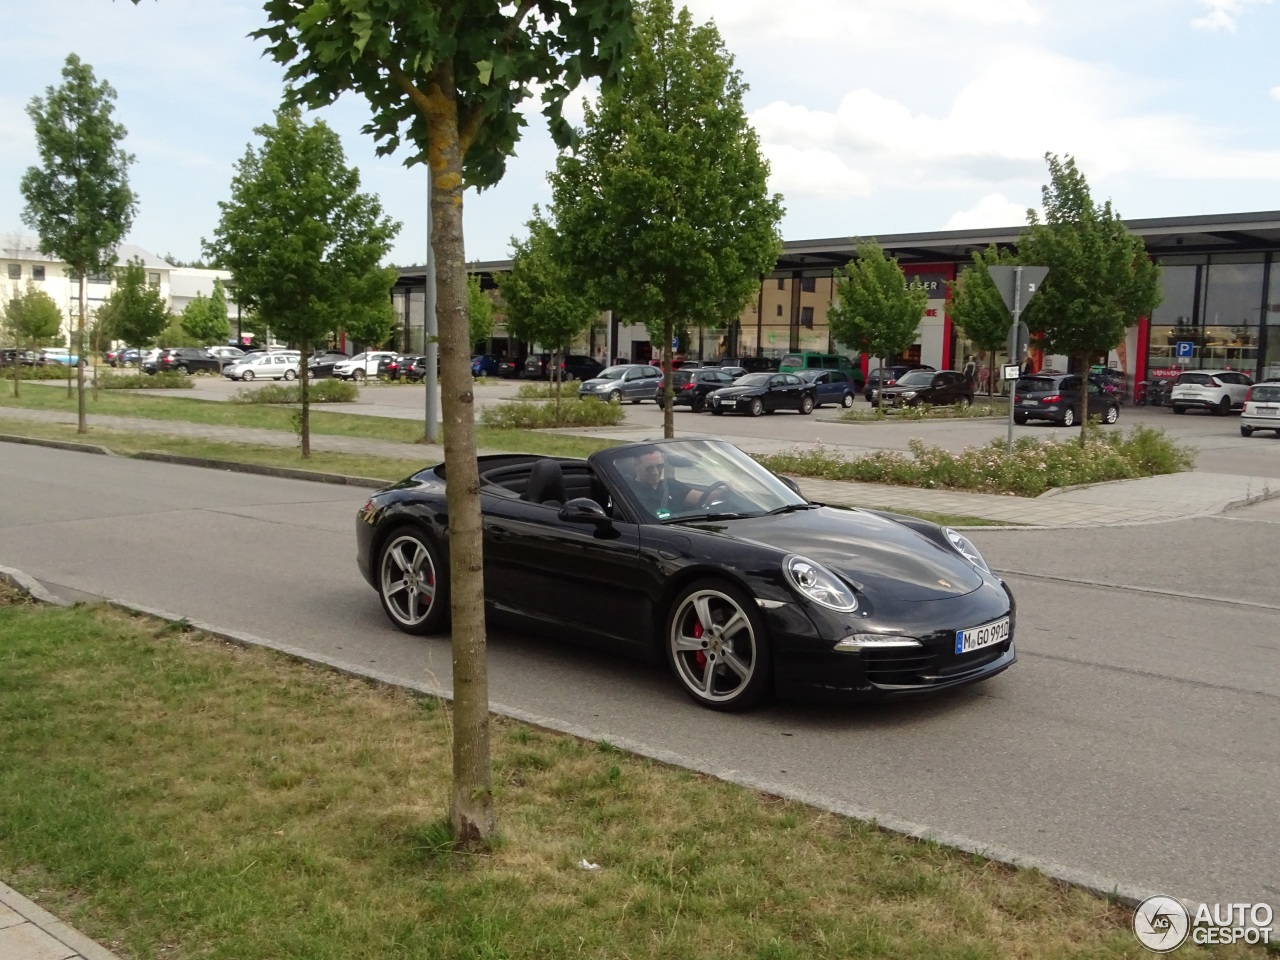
(608, 389, 622, 404)
(241, 370, 255, 381)
(355, 369, 367, 382)
(377, 527, 448, 635)
(666, 580, 771, 711)
(799, 394, 815, 415)
(841, 392, 853, 408)
(749, 397, 764, 417)
(284, 369, 297, 381)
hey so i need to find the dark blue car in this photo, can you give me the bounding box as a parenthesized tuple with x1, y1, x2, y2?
(472, 354, 501, 377)
(797, 369, 856, 408)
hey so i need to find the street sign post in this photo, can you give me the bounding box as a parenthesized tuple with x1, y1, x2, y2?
(1002, 363, 1021, 382)
(987, 265, 1048, 453)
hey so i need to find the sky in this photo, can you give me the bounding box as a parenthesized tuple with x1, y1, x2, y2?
(5, 0, 1280, 269)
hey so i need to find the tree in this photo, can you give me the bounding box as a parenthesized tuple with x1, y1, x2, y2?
(20, 53, 137, 432)
(948, 245, 1021, 397)
(467, 273, 495, 350)
(96, 258, 170, 359)
(205, 106, 400, 458)
(1019, 154, 1161, 442)
(549, 0, 783, 438)
(180, 278, 232, 345)
(828, 240, 929, 373)
(2, 282, 63, 398)
(498, 210, 598, 416)
(251, 0, 635, 848)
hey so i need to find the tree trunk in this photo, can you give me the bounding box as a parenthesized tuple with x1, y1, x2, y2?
(1079, 351, 1090, 446)
(554, 346, 562, 422)
(300, 336, 311, 457)
(428, 93, 494, 849)
(662, 322, 674, 439)
(76, 273, 86, 432)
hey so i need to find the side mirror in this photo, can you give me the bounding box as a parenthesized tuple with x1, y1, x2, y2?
(559, 497, 612, 527)
(777, 475, 803, 496)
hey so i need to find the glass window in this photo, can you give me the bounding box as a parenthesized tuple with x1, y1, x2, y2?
(776, 278, 785, 289)
(801, 277, 816, 293)
(1203, 261, 1264, 328)
(148, 272, 160, 287)
(1152, 264, 1199, 326)
(775, 304, 783, 316)
(7, 264, 20, 280)
(32, 266, 45, 281)
(800, 306, 814, 328)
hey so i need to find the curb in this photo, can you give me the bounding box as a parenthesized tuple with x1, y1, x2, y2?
(0, 881, 122, 960)
(0, 569, 1176, 929)
(0, 432, 113, 456)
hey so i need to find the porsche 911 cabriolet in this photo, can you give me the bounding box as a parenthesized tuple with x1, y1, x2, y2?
(356, 438, 1015, 711)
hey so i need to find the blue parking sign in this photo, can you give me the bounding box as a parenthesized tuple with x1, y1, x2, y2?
(1175, 341, 1194, 359)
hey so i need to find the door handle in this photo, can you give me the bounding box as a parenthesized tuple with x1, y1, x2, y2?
(488, 525, 512, 542)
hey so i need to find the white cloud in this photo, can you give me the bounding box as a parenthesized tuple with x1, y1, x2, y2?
(761, 143, 871, 198)
(1269, 85, 1280, 100)
(684, 0, 1037, 42)
(1190, 0, 1270, 32)
(944, 194, 1032, 229)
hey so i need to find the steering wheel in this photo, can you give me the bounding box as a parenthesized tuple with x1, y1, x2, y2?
(696, 480, 734, 509)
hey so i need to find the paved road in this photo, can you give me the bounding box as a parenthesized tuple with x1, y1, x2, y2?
(2, 443, 1276, 915)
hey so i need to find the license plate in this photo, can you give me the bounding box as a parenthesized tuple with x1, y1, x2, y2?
(1255, 406, 1279, 417)
(956, 617, 1010, 655)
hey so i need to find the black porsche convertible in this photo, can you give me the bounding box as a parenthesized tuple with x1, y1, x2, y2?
(356, 438, 1015, 711)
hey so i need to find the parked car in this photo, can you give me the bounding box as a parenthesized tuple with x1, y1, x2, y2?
(206, 345, 246, 364)
(716, 356, 779, 373)
(522, 353, 604, 381)
(879, 369, 974, 409)
(715, 365, 748, 380)
(1240, 381, 1280, 436)
(577, 364, 664, 404)
(472, 354, 501, 377)
(655, 367, 737, 412)
(796, 368, 857, 408)
(333, 351, 398, 381)
(36, 347, 83, 367)
(223, 352, 300, 381)
(356, 437, 1016, 710)
(496, 355, 524, 379)
(864, 364, 934, 404)
(1, 349, 37, 366)
(306, 351, 351, 379)
(1012, 372, 1120, 427)
(779, 352, 864, 390)
(1170, 369, 1253, 416)
(108, 347, 142, 368)
(706, 372, 817, 417)
(143, 347, 221, 376)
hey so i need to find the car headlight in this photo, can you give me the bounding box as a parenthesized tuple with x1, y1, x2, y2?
(944, 527, 990, 573)
(902, 391, 917, 398)
(784, 555, 858, 612)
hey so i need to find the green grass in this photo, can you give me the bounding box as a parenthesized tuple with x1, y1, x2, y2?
(2, 590, 1244, 960)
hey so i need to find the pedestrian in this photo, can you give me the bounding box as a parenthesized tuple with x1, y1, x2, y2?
(1020, 355, 1034, 378)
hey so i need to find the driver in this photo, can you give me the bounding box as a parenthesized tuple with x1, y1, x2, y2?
(629, 447, 705, 518)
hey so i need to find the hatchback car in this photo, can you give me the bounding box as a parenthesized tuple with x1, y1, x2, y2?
(145, 347, 222, 375)
(472, 354, 501, 377)
(1013, 373, 1120, 427)
(879, 369, 973, 409)
(577, 364, 664, 403)
(1240, 381, 1280, 436)
(864, 364, 934, 404)
(1170, 369, 1253, 415)
(522, 353, 604, 381)
(656, 368, 737, 412)
(707, 372, 817, 417)
(797, 368, 856, 408)
(385, 355, 428, 382)
(306, 351, 351, 379)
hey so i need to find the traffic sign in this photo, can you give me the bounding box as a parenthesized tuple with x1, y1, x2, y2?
(989, 265, 1049, 315)
(1175, 341, 1194, 359)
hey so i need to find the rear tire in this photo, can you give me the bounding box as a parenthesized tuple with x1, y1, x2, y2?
(1061, 407, 1076, 427)
(241, 370, 255, 381)
(1172, 405, 1186, 414)
(355, 369, 367, 382)
(1216, 395, 1231, 416)
(284, 369, 297, 381)
(1104, 404, 1119, 424)
(1014, 412, 1028, 425)
(1241, 425, 1254, 437)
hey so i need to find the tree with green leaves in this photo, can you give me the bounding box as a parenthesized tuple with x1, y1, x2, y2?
(20, 53, 137, 432)
(948, 245, 1021, 397)
(468, 273, 495, 350)
(181, 278, 232, 345)
(498, 210, 599, 417)
(247, 0, 635, 847)
(828, 240, 929, 375)
(2, 282, 63, 398)
(549, 0, 782, 438)
(1019, 153, 1161, 442)
(205, 106, 399, 459)
(96, 258, 170, 359)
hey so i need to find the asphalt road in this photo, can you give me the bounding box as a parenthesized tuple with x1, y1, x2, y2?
(1, 442, 1276, 915)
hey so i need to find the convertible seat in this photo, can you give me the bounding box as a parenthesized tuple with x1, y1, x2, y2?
(522, 458, 567, 507)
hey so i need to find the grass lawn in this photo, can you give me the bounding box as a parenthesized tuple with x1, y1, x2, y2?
(1, 588, 1241, 960)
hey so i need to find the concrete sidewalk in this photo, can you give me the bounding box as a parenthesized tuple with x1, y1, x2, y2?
(1, 405, 1276, 526)
(0, 881, 120, 960)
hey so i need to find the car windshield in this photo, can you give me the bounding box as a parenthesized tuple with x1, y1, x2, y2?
(895, 370, 933, 386)
(736, 373, 772, 388)
(796, 369, 823, 382)
(595, 438, 809, 523)
(596, 366, 630, 380)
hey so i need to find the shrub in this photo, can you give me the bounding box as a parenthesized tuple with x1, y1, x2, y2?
(515, 379, 582, 400)
(4, 364, 82, 380)
(230, 379, 359, 404)
(840, 401, 1006, 422)
(755, 425, 1195, 497)
(98, 372, 194, 390)
(479, 397, 625, 429)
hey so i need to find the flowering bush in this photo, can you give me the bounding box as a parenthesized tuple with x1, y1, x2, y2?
(480, 397, 625, 429)
(755, 425, 1195, 497)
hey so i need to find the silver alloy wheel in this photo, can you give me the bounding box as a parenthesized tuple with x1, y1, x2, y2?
(841, 393, 853, 408)
(284, 369, 297, 381)
(379, 532, 438, 629)
(749, 397, 764, 417)
(355, 369, 367, 382)
(1105, 404, 1119, 424)
(799, 395, 815, 415)
(242, 369, 255, 381)
(609, 389, 622, 403)
(669, 587, 759, 706)
(1062, 407, 1075, 427)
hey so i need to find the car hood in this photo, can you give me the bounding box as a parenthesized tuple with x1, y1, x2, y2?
(578, 378, 619, 389)
(684, 507, 985, 601)
(710, 384, 764, 399)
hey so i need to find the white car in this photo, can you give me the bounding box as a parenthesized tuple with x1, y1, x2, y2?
(1170, 369, 1253, 416)
(223, 352, 299, 381)
(1240, 381, 1280, 437)
(206, 345, 246, 364)
(332, 351, 397, 381)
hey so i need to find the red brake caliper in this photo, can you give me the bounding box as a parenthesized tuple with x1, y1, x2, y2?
(692, 619, 706, 671)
